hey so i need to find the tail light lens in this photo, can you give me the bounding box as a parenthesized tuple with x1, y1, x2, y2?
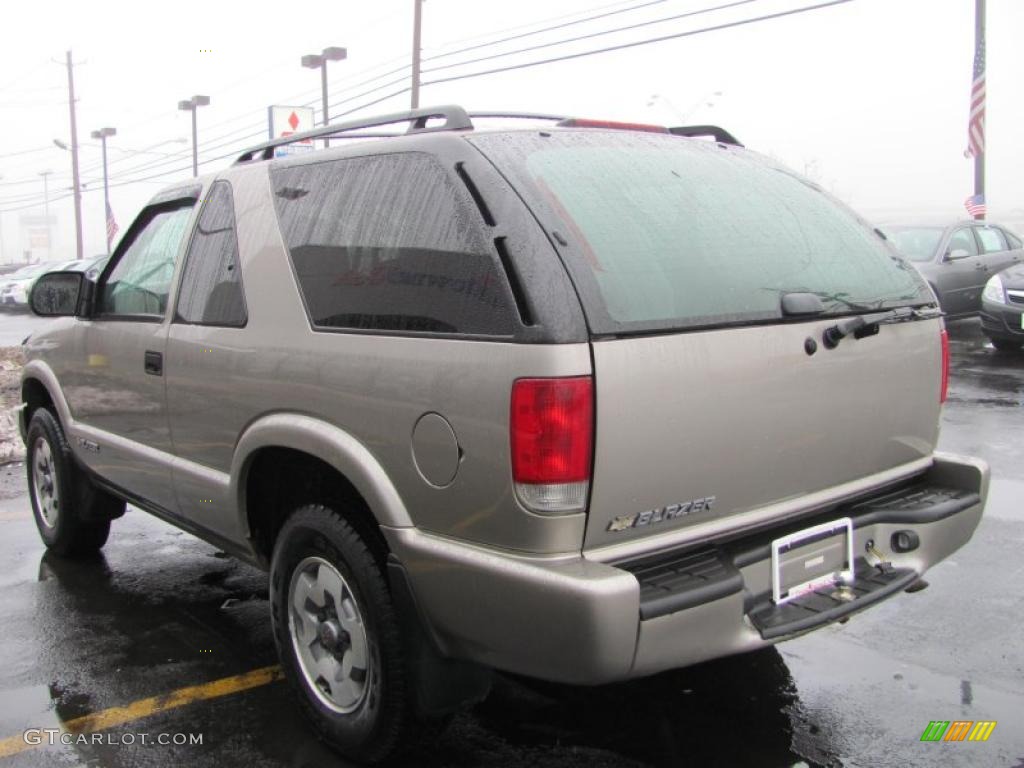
(940, 328, 950, 404)
(510, 377, 593, 514)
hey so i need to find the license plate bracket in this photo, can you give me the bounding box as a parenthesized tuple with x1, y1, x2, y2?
(771, 517, 854, 604)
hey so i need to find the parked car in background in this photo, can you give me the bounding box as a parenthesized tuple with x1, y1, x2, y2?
(981, 263, 1024, 351)
(0, 262, 65, 310)
(883, 222, 1024, 318)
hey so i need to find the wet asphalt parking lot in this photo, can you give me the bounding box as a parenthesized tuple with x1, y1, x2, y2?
(0, 315, 1020, 768)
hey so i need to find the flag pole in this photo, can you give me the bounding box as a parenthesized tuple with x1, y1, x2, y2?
(973, 0, 986, 220)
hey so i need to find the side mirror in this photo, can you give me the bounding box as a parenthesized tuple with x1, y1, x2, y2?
(29, 271, 85, 317)
(945, 248, 971, 260)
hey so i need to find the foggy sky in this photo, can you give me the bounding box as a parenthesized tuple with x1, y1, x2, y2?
(1, 0, 1021, 262)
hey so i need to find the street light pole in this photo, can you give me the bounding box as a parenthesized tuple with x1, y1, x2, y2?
(177, 95, 210, 177)
(90, 126, 116, 254)
(411, 0, 423, 109)
(301, 47, 347, 148)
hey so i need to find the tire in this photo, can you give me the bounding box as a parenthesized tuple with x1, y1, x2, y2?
(270, 504, 419, 764)
(990, 338, 1022, 352)
(26, 409, 119, 557)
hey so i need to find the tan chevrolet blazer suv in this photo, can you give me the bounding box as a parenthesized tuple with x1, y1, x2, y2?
(19, 106, 988, 763)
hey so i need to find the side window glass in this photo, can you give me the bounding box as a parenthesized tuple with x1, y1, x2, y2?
(270, 153, 515, 336)
(975, 226, 1007, 254)
(947, 229, 978, 257)
(1003, 228, 1022, 250)
(98, 204, 194, 317)
(175, 181, 247, 327)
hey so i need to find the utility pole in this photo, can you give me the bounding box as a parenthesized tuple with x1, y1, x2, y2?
(411, 0, 423, 108)
(64, 51, 84, 259)
(972, 0, 986, 220)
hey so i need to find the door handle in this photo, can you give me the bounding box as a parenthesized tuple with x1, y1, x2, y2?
(974, 263, 987, 270)
(144, 350, 163, 376)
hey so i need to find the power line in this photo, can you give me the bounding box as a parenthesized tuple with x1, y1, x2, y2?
(0, 191, 73, 214)
(0, 146, 54, 160)
(425, 0, 670, 64)
(0, 0, 669, 191)
(98, 2, 673, 185)
(69, 60, 419, 184)
(0, 61, 51, 94)
(2, 0, 853, 210)
(73, 0, 669, 179)
(421, 0, 761, 75)
(422, 0, 854, 86)
(76, 71, 416, 186)
(423, 0, 657, 53)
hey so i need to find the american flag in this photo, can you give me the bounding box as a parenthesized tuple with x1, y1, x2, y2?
(105, 201, 119, 247)
(966, 34, 986, 158)
(964, 193, 986, 217)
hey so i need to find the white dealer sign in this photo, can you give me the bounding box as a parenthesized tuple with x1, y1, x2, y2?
(267, 106, 316, 157)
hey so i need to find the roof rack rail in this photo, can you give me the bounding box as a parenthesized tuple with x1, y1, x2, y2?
(234, 105, 474, 164)
(468, 111, 568, 122)
(233, 106, 745, 164)
(668, 125, 743, 147)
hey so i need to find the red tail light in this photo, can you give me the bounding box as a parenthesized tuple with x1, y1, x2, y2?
(940, 328, 950, 403)
(510, 377, 593, 513)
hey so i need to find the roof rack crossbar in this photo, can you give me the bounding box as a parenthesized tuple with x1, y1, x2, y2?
(234, 105, 473, 164)
(668, 125, 743, 147)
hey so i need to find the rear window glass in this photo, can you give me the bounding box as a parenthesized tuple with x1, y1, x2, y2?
(471, 132, 930, 334)
(975, 226, 1007, 253)
(885, 227, 943, 262)
(270, 152, 516, 337)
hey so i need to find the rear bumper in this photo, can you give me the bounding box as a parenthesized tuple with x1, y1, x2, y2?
(385, 452, 988, 684)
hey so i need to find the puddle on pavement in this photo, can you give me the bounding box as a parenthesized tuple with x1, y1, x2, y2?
(0, 683, 61, 738)
(983, 477, 1024, 523)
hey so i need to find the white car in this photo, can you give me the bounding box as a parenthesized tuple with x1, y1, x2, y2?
(0, 262, 65, 311)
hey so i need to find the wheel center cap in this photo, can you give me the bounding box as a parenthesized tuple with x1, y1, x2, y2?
(318, 619, 341, 651)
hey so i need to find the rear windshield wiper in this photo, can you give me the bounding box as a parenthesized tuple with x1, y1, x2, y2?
(779, 291, 884, 316)
(822, 306, 938, 349)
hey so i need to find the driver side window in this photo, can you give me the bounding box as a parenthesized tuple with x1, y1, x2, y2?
(98, 203, 194, 318)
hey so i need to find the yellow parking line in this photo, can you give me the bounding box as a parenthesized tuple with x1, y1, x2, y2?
(0, 665, 283, 759)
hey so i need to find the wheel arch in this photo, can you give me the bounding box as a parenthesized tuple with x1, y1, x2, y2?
(21, 360, 74, 434)
(232, 413, 413, 566)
